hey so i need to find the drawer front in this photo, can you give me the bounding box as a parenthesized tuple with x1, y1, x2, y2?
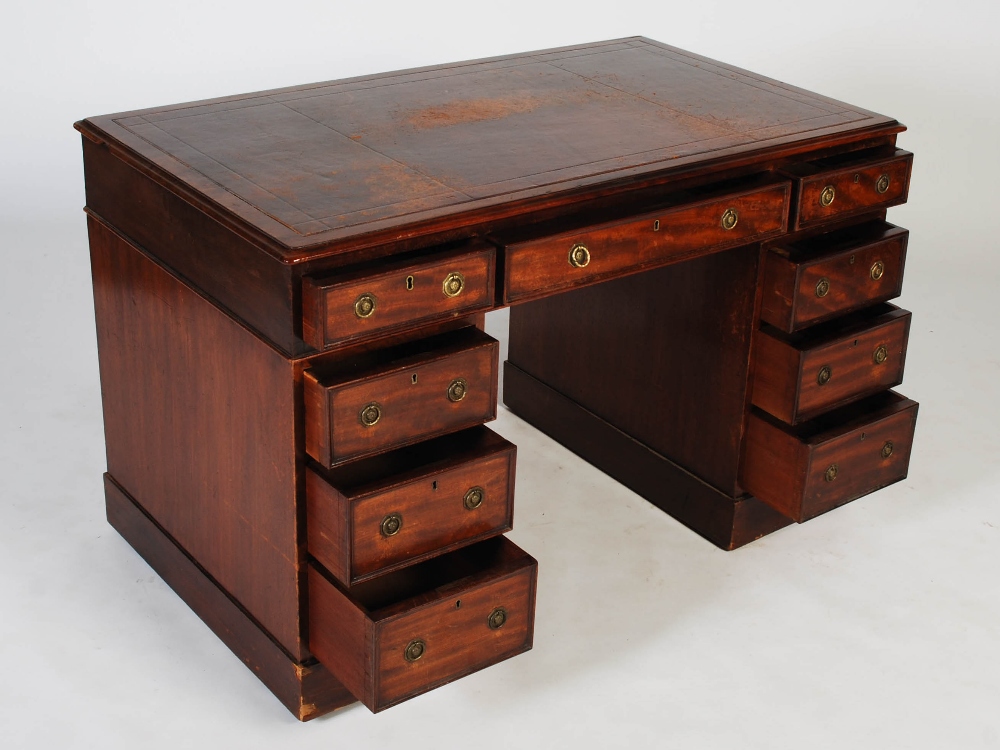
(352, 451, 514, 580)
(742, 392, 918, 522)
(792, 149, 912, 230)
(302, 246, 496, 351)
(375, 562, 534, 709)
(801, 400, 917, 521)
(753, 306, 911, 424)
(306, 429, 516, 585)
(761, 223, 908, 332)
(308, 536, 537, 712)
(502, 182, 790, 304)
(304, 330, 499, 466)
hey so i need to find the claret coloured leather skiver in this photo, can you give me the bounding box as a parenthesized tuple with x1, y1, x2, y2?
(76, 37, 918, 719)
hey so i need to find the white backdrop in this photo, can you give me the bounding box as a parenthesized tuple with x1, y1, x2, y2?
(2, 1, 999, 748)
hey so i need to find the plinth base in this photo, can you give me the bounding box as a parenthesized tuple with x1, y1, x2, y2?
(502, 363, 792, 551)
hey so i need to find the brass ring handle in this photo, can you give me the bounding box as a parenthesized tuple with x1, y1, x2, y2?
(354, 293, 377, 318)
(817, 366, 832, 386)
(815, 278, 831, 298)
(359, 402, 382, 427)
(442, 272, 465, 298)
(447, 378, 468, 402)
(870, 261, 885, 281)
(380, 513, 402, 537)
(487, 607, 507, 630)
(464, 486, 485, 510)
(876, 174, 891, 194)
(721, 207, 739, 231)
(568, 243, 591, 268)
(873, 345, 888, 365)
(820, 185, 836, 207)
(404, 639, 425, 662)
(881, 441, 894, 459)
(824, 464, 839, 483)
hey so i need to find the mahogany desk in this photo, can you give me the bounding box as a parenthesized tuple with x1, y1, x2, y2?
(76, 38, 918, 720)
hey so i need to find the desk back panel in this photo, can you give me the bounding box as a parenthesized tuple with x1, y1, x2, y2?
(508, 243, 760, 497)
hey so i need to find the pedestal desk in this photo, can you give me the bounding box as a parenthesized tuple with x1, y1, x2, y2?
(76, 37, 919, 720)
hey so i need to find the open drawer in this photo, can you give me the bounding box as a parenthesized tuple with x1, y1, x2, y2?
(741, 391, 918, 522)
(752, 303, 911, 424)
(301, 243, 496, 351)
(304, 327, 499, 467)
(308, 536, 537, 712)
(784, 148, 913, 230)
(307, 427, 516, 586)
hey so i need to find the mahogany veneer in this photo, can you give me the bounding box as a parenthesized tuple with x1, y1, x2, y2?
(78, 37, 919, 720)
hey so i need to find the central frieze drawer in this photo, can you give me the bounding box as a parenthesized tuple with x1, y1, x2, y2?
(307, 427, 516, 586)
(308, 536, 537, 713)
(304, 327, 498, 467)
(499, 181, 791, 304)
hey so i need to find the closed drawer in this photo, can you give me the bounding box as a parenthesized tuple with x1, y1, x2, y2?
(761, 220, 908, 333)
(753, 304, 911, 424)
(307, 427, 516, 586)
(302, 244, 496, 351)
(741, 391, 918, 522)
(786, 148, 913, 230)
(499, 180, 790, 304)
(304, 327, 498, 467)
(308, 536, 537, 712)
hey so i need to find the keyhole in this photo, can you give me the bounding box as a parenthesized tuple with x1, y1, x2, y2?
(432, 481, 438, 490)
(653, 220, 660, 231)
(411, 373, 418, 384)
(849, 254, 856, 265)
(405, 275, 414, 290)
(854, 173, 860, 183)
(455, 600, 462, 609)
(860, 432, 866, 441)
(853, 339, 858, 347)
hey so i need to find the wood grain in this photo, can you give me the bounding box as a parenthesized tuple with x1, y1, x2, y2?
(508, 243, 761, 497)
(741, 391, 919, 521)
(303, 328, 499, 466)
(499, 180, 790, 303)
(788, 148, 913, 230)
(502, 362, 792, 550)
(104, 475, 355, 721)
(761, 220, 908, 332)
(752, 304, 911, 423)
(307, 427, 515, 585)
(302, 243, 496, 351)
(89, 216, 306, 659)
(308, 537, 537, 712)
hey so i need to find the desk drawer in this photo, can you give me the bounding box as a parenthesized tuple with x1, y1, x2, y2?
(741, 391, 918, 522)
(752, 304, 911, 424)
(302, 244, 496, 351)
(500, 181, 790, 304)
(304, 328, 498, 467)
(308, 536, 537, 712)
(307, 428, 516, 586)
(788, 148, 913, 230)
(761, 221, 908, 333)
